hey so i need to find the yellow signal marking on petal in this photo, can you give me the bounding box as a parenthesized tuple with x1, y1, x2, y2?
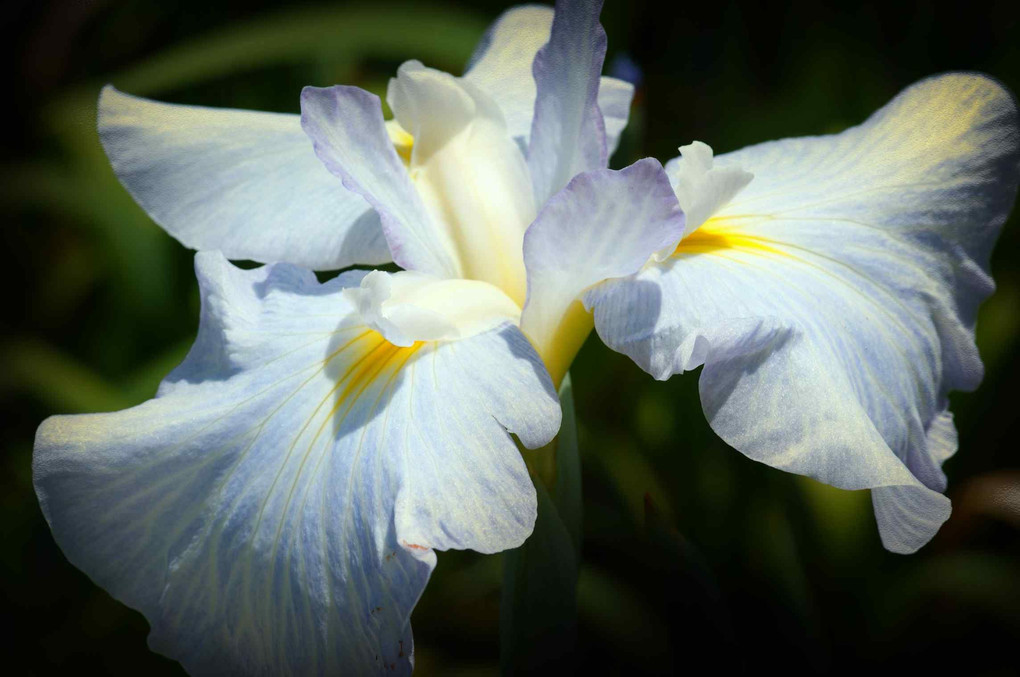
(386, 121, 415, 166)
(294, 330, 422, 465)
(280, 334, 421, 562)
(538, 299, 594, 392)
(252, 331, 414, 525)
(263, 330, 422, 586)
(333, 333, 422, 414)
(673, 217, 793, 259)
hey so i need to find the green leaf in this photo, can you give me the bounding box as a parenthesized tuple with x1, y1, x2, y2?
(553, 374, 582, 554)
(105, 3, 489, 96)
(1, 340, 132, 414)
(500, 374, 581, 674)
(2, 161, 177, 317)
(121, 339, 194, 404)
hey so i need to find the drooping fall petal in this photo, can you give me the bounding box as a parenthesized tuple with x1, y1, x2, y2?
(35, 253, 560, 675)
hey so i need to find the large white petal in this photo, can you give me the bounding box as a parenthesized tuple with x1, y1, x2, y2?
(521, 158, 684, 386)
(99, 86, 390, 269)
(34, 253, 560, 675)
(587, 73, 1020, 553)
(300, 85, 460, 278)
(527, 0, 609, 206)
(464, 5, 632, 155)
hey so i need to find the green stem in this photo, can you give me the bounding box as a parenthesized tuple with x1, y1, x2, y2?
(500, 374, 582, 674)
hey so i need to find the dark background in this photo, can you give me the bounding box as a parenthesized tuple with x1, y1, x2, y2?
(2, 0, 1018, 674)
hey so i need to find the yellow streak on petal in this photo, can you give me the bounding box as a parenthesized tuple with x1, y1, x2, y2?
(536, 299, 594, 391)
(333, 331, 422, 412)
(386, 120, 415, 167)
(673, 217, 793, 259)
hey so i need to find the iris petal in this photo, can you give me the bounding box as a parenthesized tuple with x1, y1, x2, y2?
(300, 85, 460, 278)
(35, 253, 560, 675)
(343, 270, 521, 347)
(463, 5, 555, 145)
(464, 4, 632, 155)
(664, 141, 754, 243)
(98, 86, 390, 270)
(587, 73, 1020, 553)
(598, 75, 636, 156)
(386, 61, 537, 303)
(521, 158, 684, 386)
(527, 0, 610, 205)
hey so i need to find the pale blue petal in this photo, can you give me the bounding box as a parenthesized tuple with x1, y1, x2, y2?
(464, 5, 632, 156)
(527, 0, 608, 206)
(35, 253, 559, 675)
(587, 73, 1020, 553)
(463, 5, 554, 145)
(300, 86, 460, 278)
(521, 159, 684, 374)
(99, 86, 390, 269)
(598, 76, 635, 157)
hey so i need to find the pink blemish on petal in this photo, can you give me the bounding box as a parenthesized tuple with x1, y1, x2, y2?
(401, 540, 430, 551)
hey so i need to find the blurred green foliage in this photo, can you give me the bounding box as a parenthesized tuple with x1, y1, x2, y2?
(2, 0, 1018, 674)
(502, 376, 582, 674)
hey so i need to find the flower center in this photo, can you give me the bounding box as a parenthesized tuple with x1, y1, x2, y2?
(388, 62, 536, 307)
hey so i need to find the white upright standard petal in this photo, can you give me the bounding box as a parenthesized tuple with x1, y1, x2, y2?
(34, 253, 560, 675)
(302, 65, 544, 305)
(521, 158, 685, 386)
(464, 5, 555, 145)
(99, 1, 634, 276)
(464, 4, 633, 156)
(99, 86, 390, 269)
(587, 73, 1020, 553)
(527, 0, 609, 205)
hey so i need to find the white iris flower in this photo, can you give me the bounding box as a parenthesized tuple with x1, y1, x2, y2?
(35, 2, 654, 675)
(586, 75, 1020, 554)
(32, 0, 1020, 675)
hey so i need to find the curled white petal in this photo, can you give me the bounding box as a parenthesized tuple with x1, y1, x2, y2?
(528, 0, 609, 205)
(300, 84, 459, 278)
(660, 141, 753, 254)
(343, 270, 521, 347)
(522, 158, 684, 384)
